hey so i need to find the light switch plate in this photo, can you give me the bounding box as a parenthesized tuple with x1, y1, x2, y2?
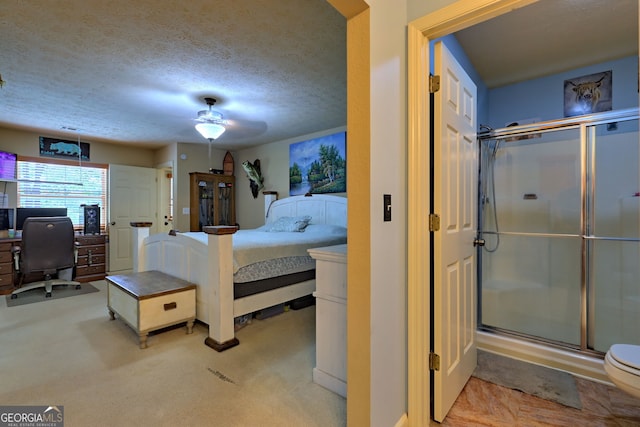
(384, 194, 391, 221)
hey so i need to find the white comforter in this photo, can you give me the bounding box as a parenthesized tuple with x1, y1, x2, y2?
(179, 224, 347, 273)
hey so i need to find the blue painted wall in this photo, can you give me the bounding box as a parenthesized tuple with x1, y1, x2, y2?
(487, 56, 638, 129)
(430, 37, 637, 133)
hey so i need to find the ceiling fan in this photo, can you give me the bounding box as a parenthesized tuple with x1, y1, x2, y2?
(194, 97, 227, 141)
(192, 96, 268, 145)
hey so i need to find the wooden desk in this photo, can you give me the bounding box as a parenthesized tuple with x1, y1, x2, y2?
(0, 238, 20, 295)
(0, 234, 107, 295)
(75, 234, 107, 283)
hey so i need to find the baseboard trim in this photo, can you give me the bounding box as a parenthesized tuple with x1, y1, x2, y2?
(393, 413, 408, 427)
(312, 368, 346, 398)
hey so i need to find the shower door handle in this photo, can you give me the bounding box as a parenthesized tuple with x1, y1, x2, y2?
(473, 238, 485, 247)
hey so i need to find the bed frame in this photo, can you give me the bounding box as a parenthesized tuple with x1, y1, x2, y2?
(130, 194, 347, 351)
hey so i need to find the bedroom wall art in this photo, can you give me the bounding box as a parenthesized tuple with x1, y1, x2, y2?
(563, 70, 612, 117)
(289, 131, 346, 196)
(241, 159, 264, 199)
(39, 136, 90, 161)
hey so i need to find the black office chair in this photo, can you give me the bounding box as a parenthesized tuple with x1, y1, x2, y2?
(10, 216, 80, 299)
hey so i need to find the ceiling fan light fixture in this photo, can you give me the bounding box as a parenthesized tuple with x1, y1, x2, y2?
(195, 97, 226, 140)
(195, 122, 226, 140)
(197, 109, 223, 122)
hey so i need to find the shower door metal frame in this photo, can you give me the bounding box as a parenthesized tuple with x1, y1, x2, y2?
(477, 107, 639, 355)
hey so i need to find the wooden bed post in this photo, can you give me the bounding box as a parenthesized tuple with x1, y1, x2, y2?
(130, 222, 152, 273)
(203, 225, 240, 352)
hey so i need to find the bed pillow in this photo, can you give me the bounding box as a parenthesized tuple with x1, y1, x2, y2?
(265, 215, 312, 232)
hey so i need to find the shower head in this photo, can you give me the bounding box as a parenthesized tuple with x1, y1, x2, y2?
(479, 124, 494, 137)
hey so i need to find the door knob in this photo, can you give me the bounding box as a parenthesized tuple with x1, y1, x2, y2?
(473, 238, 485, 247)
(110, 221, 116, 226)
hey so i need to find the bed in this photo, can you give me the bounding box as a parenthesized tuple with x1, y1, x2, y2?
(130, 194, 347, 351)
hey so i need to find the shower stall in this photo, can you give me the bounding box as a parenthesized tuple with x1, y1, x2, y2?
(477, 108, 639, 359)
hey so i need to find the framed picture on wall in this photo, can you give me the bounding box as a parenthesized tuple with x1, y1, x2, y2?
(289, 131, 346, 196)
(563, 70, 612, 117)
(40, 137, 90, 161)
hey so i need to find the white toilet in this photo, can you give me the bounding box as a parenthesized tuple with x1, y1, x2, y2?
(604, 344, 640, 399)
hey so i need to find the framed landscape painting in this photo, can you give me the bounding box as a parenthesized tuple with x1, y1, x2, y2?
(289, 131, 346, 196)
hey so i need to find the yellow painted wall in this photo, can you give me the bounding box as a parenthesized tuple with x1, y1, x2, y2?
(234, 126, 346, 229)
(0, 127, 160, 209)
(0, 127, 156, 166)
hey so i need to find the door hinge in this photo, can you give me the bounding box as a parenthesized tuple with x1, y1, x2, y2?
(429, 352, 440, 371)
(429, 213, 440, 232)
(429, 75, 440, 93)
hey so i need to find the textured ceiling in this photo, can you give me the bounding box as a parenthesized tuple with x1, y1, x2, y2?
(0, 1, 637, 151)
(0, 0, 347, 149)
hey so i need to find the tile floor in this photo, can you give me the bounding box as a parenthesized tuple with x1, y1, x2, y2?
(435, 376, 640, 426)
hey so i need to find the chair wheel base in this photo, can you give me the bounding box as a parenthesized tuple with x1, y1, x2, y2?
(10, 294, 17, 299)
(75, 285, 81, 290)
(45, 292, 52, 298)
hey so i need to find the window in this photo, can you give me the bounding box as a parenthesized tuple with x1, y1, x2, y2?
(17, 157, 108, 231)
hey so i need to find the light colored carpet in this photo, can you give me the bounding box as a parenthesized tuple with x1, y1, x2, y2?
(473, 350, 582, 409)
(5, 283, 99, 307)
(0, 280, 346, 427)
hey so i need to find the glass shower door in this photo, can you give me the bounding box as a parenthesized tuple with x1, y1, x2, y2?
(590, 118, 640, 352)
(480, 128, 583, 345)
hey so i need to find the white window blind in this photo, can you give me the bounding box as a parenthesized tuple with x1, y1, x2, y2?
(17, 158, 107, 231)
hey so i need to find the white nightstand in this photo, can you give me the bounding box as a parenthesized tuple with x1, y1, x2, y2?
(308, 243, 347, 397)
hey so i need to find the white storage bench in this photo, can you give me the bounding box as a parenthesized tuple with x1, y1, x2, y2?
(107, 270, 196, 349)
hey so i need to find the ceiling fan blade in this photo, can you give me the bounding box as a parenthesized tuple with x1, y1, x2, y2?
(222, 119, 268, 139)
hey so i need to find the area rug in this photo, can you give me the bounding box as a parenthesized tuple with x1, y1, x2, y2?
(472, 350, 582, 409)
(5, 283, 99, 307)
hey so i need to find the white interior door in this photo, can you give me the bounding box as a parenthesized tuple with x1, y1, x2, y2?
(108, 164, 157, 272)
(432, 41, 478, 422)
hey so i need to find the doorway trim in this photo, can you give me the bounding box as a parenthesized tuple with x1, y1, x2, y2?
(407, 1, 539, 425)
(156, 160, 174, 235)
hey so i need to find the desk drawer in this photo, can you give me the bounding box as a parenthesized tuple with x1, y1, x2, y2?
(77, 254, 106, 266)
(0, 273, 13, 287)
(0, 282, 14, 294)
(0, 252, 12, 264)
(0, 262, 12, 275)
(77, 235, 106, 246)
(76, 264, 105, 276)
(77, 245, 106, 256)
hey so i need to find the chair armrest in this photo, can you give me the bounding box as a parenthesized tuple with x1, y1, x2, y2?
(11, 246, 21, 271)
